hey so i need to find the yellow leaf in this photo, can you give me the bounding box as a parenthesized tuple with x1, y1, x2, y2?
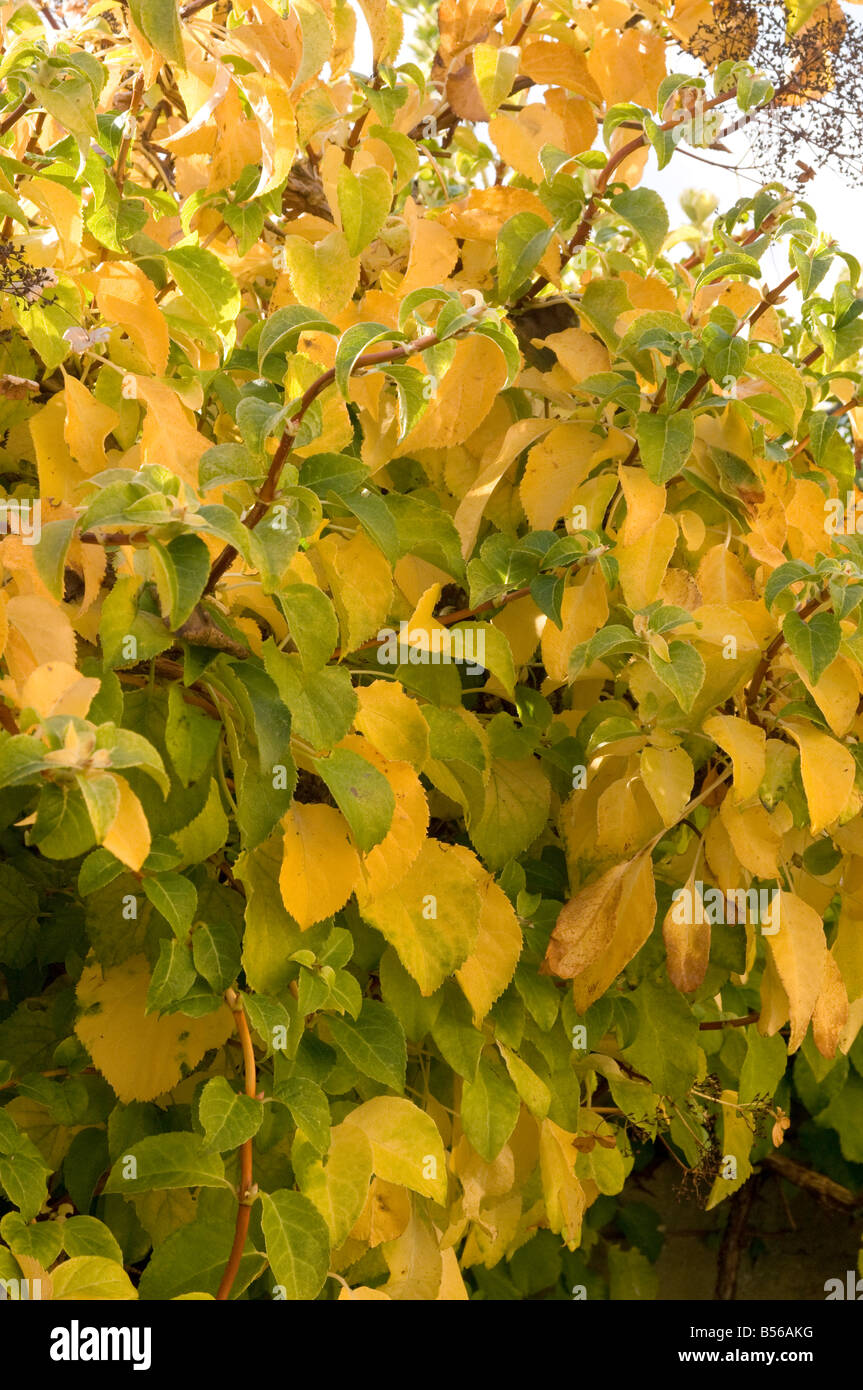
(344, 1096, 447, 1203)
(75, 955, 233, 1102)
(541, 563, 608, 685)
(356, 753, 429, 899)
(5, 595, 75, 683)
(702, 714, 766, 804)
(315, 530, 393, 653)
(619, 464, 666, 546)
(520, 423, 599, 531)
(135, 377, 211, 491)
(283, 229, 359, 316)
(544, 859, 633, 980)
(616, 513, 678, 610)
(639, 745, 692, 826)
(63, 374, 120, 480)
(437, 1245, 470, 1300)
(400, 214, 459, 297)
(400, 334, 510, 459)
(280, 802, 360, 928)
(543, 326, 610, 383)
(338, 1285, 393, 1300)
(784, 720, 856, 835)
(89, 262, 169, 375)
(456, 868, 523, 1023)
(102, 776, 151, 873)
(539, 1119, 587, 1251)
(382, 1204, 443, 1300)
(792, 656, 858, 738)
(765, 891, 828, 1052)
(719, 798, 781, 878)
(20, 662, 99, 721)
(453, 415, 553, 558)
(571, 855, 657, 1012)
(812, 951, 848, 1060)
(51, 1257, 137, 1301)
(354, 680, 430, 765)
(663, 865, 710, 993)
(350, 1177, 412, 1246)
(356, 839, 481, 995)
(704, 1091, 754, 1210)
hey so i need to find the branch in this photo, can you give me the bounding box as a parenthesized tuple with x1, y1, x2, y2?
(698, 1012, 760, 1031)
(204, 308, 486, 594)
(114, 73, 146, 189)
(517, 86, 744, 305)
(0, 96, 34, 136)
(715, 1178, 757, 1301)
(761, 1152, 863, 1212)
(216, 990, 258, 1302)
(744, 590, 827, 726)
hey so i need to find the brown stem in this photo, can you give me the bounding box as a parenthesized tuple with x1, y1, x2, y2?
(0, 96, 34, 136)
(744, 590, 827, 726)
(512, 0, 539, 46)
(216, 991, 258, 1302)
(114, 73, 145, 189)
(762, 1152, 863, 1212)
(517, 86, 743, 305)
(698, 1012, 759, 1031)
(715, 1178, 757, 1301)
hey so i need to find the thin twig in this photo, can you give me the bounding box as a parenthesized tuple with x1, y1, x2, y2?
(216, 990, 258, 1302)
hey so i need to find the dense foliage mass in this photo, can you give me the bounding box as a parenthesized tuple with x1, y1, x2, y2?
(0, 0, 862, 1302)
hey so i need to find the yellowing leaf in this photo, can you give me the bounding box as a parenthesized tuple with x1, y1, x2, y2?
(354, 680, 429, 765)
(5, 596, 75, 683)
(453, 416, 554, 558)
(663, 865, 710, 994)
(344, 1096, 447, 1203)
(766, 891, 828, 1052)
(75, 956, 233, 1103)
(719, 798, 781, 878)
(456, 868, 523, 1023)
(812, 951, 848, 1060)
(101, 776, 151, 873)
(282, 230, 359, 316)
(399, 334, 509, 458)
(88, 262, 169, 374)
(280, 802, 360, 928)
(543, 326, 610, 383)
(619, 464, 666, 546)
(20, 662, 99, 720)
(784, 720, 856, 835)
(63, 374, 120, 480)
(639, 745, 692, 827)
(702, 715, 766, 804)
(520, 423, 599, 531)
(539, 1119, 587, 1251)
(356, 839, 481, 995)
(570, 855, 657, 1013)
(316, 530, 393, 653)
(616, 513, 678, 610)
(51, 1257, 137, 1301)
(544, 859, 633, 981)
(541, 563, 608, 685)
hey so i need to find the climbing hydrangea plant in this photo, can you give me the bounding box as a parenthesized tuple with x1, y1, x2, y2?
(0, 0, 863, 1301)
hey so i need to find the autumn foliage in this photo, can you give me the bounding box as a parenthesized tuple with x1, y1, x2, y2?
(0, 0, 862, 1302)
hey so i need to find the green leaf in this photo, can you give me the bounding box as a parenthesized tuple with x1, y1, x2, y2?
(0, 1108, 52, 1220)
(198, 1076, 263, 1152)
(278, 584, 339, 670)
(165, 683, 220, 787)
(32, 518, 75, 600)
(0, 862, 41, 969)
(263, 645, 357, 751)
(695, 251, 762, 293)
(259, 1189, 330, 1300)
(337, 165, 392, 255)
(783, 610, 841, 685)
(497, 212, 554, 302)
(257, 306, 339, 374)
(128, 0, 185, 66)
(102, 1132, 231, 1193)
(0, 1210, 63, 1266)
(137, 1217, 267, 1300)
(273, 1077, 331, 1152)
(61, 1214, 124, 1262)
(312, 747, 395, 851)
(143, 873, 197, 939)
(648, 640, 706, 712)
(636, 410, 695, 485)
(610, 188, 669, 264)
(326, 1000, 406, 1093)
(151, 533, 212, 631)
(461, 1053, 520, 1162)
(192, 921, 241, 993)
(765, 560, 815, 610)
(621, 979, 699, 1095)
